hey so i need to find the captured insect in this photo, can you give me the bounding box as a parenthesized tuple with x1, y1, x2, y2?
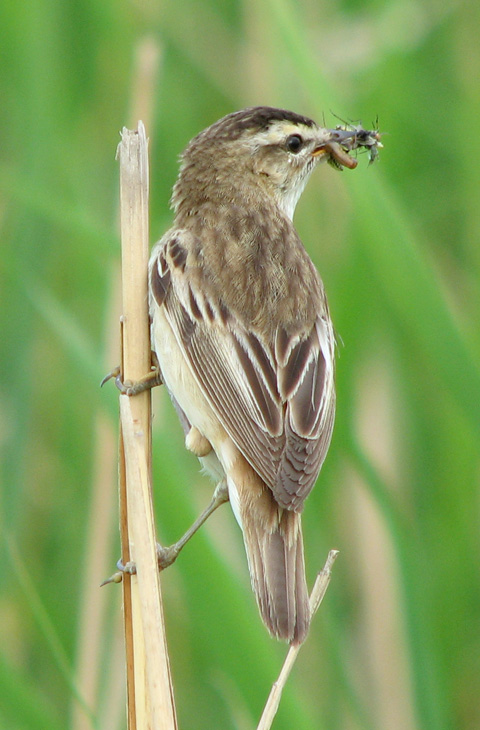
(324, 118, 383, 169)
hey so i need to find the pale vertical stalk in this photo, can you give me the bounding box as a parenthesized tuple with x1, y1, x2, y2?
(70, 39, 163, 730)
(257, 550, 339, 730)
(117, 123, 177, 730)
(70, 411, 118, 730)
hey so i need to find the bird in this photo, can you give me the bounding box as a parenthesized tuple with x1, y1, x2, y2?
(147, 106, 362, 644)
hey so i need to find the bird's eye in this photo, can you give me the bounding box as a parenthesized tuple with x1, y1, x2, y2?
(286, 134, 303, 153)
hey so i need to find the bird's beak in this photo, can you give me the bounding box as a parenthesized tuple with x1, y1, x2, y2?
(311, 145, 328, 159)
(312, 141, 358, 169)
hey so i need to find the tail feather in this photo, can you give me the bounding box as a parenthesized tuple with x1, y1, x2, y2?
(242, 498, 310, 644)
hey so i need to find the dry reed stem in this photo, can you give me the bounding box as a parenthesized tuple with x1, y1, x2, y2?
(72, 38, 162, 726)
(117, 123, 177, 730)
(120, 396, 177, 729)
(257, 550, 339, 730)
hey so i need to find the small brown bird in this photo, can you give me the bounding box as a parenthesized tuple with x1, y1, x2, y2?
(148, 107, 373, 643)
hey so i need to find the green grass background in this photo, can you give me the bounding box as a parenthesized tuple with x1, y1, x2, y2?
(1, 0, 479, 728)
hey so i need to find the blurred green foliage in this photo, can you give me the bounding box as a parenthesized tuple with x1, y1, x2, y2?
(1, 0, 479, 728)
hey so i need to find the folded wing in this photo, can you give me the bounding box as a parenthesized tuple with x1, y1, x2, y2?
(149, 229, 336, 511)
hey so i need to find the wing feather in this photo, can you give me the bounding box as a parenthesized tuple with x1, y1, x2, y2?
(150, 231, 335, 510)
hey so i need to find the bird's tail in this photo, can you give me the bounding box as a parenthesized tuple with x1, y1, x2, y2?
(233, 473, 310, 644)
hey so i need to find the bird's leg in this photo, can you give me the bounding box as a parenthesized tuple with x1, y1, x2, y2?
(156, 479, 229, 568)
(155, 428, 220, 568)
(100, 351, 163, 395)
(103, 480, 229, 583)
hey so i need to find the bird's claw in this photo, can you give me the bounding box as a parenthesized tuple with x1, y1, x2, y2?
(100, 366, 121, 388)
(100, 355, 163, 396)
(100, 569, 124, 586)
(101, 546, 178, 587)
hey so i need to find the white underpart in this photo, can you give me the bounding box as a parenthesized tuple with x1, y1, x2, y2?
(226, 477, 242, 528)
(277, 169, 311, 220)
(217, 438, 244, 528)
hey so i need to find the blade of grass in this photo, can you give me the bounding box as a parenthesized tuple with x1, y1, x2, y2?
(2, 531, 98, 729)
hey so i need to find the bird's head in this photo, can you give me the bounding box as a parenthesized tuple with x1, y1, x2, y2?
(172, 107, 377, 220)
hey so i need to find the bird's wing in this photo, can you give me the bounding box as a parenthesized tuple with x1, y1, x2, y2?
(149, 230, 335, 510)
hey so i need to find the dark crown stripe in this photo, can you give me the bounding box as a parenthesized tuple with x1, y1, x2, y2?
(195, 107, 316, 143)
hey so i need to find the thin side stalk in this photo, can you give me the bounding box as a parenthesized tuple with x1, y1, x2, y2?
(257, 550, 339, 730)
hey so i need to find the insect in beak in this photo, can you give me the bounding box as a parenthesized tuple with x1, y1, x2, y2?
(315, 123, 383, 170)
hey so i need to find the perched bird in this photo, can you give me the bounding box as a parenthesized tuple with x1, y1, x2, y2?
(148, 107, 362, 643)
